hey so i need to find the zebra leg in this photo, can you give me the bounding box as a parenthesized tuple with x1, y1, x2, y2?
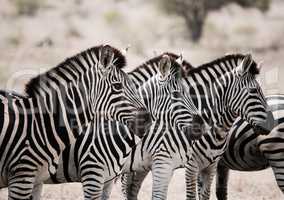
(199, 163, 217, 200)
(185, 161, 199, 200)
(215, 162, 229, 200)
(151, 159, 173, 200)
(8, 168, 37, 200)
(121, 170, 150, 200)
(101, 180, 114, 200)
(270, 164, 284, 194)
(81, 165, 105, 200)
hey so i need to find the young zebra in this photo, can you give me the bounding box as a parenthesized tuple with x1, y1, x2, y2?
(214, 94, 284, 200)
(0, 45, 150, 200)
(23, 53, 203, 199)
(121, 54, 271, 200)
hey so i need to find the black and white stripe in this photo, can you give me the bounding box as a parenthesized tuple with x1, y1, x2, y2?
(23, 54, 197, 200)
(215, 94, 284, 200)
(184, 54, 271, 200)
(119, 54, 206, 200)
(0, 45, 148, 199)
(121, 54, 270, 200)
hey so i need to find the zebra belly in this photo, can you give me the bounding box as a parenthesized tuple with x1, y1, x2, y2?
(220, 157, 268, 171)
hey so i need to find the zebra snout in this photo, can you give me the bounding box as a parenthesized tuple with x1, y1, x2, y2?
(131, 109, 152, 138)
(183, 114, 207, 140)
(183, 124, 204, 141)
(252, 110, 275, 135)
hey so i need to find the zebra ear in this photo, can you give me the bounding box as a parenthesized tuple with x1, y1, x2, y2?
(99, 45, 115, 70)
(236, 54, 253, 76)
(175, 54, 183, 65)
(158, 55, 171, 79)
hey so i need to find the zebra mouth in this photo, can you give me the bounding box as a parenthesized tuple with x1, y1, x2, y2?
(252, 110, 275, 135)
(128, 110, 152, 138)
(183, 125, 204, 141)
(253, 125, 270, 135)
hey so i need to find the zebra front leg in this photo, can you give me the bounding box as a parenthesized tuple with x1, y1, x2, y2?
(151, 159, 173, 200)
(215, 161, 229, 200)
(199, 163, 217, 200)
(81, 165, 105, 200)
(121, 170, 150, 200)
(185, 161, 199, 200)
(8, 167, 37, 200)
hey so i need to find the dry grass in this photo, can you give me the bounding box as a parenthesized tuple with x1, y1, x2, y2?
(0, 0, 283, 199)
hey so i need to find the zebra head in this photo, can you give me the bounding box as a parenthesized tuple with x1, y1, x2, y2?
(139, 54, 205, 140)
(94, 45, 151, 137)
(218, 54, 269, 133)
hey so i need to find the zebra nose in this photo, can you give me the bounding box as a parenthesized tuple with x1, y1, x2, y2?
(138, 109, 152, 127)
(183, 125, 204, 141)
(132, 108, 152, 138)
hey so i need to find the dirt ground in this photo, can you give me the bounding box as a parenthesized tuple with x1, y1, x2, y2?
(0, 0, 284, 199)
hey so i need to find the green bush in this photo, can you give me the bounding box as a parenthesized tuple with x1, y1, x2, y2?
(12, 0, 45, 16)
(103, 10, 122, 24)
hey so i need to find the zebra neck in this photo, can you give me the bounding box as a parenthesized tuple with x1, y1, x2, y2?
(29, 85, 94, 140)
(129, 66, 158, 88)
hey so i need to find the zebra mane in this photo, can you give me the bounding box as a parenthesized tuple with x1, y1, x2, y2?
(25, 45, 126, 96)
(188, 54, 259, 76)
(131, 52, 193, 75)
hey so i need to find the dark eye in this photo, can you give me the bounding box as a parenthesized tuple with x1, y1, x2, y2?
(112, 82, 123, 91)
(248, 87, 258, 94)
(172, 91, 182, 98)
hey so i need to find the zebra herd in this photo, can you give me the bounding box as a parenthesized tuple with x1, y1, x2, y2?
(0, 44, 281, 200)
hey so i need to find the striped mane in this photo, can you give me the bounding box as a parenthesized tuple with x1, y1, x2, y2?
(129, 52, 193, 88)
(25, 45, 126, 96)
(131, 52, 193, 74)
(188, 54, 259, 77)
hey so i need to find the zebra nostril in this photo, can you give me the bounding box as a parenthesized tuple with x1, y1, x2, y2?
(253, 110, 275, 135)
(183, 125, 204, 141)
(253, 125, 270, 135)
(137, 108, 151, 123)
(130, 109, 152, 138)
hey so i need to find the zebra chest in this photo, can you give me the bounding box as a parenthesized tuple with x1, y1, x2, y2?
(151, 139, 190, 168)
(191, 135, 228, 169)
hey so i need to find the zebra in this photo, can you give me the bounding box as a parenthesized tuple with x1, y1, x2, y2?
(0, 44, 151, 199)
(27, 53, 205, 200)
(212, 94, 284, 200)
(0, 91, 149, 200)
(184, 56, 274, 200)
(120, 53, 271, 200)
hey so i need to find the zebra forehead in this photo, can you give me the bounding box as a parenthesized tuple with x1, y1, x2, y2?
(25, 45, 126, 96)
(188, 54, 259, 77)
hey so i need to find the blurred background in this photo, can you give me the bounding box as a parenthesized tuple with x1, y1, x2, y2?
(0, 0, 283, 199)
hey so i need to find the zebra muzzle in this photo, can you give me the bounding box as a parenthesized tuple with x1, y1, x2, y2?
(129, 109, 152, 138)
(253, 110, 275, 135)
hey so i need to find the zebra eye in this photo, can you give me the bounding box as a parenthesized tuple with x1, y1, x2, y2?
(248, 87, 258, 94)
(112, 82, 123, 91)
(172, 91, 182, 98)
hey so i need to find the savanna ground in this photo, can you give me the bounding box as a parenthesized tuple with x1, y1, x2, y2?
(0, 0, 284, 199)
